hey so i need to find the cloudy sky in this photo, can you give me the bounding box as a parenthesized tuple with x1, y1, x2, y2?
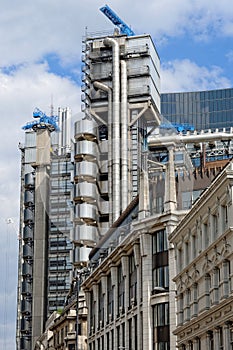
(1, 0, 233, 348)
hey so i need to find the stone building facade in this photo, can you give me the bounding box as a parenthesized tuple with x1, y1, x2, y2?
(169, 162, 233, 349)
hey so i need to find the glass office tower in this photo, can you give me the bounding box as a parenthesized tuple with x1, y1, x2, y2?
(161, 88, 233, 130)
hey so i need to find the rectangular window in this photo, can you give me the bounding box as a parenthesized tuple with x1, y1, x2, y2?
(118, 264, 125, 314)
(128, 318, 132, 350)
(152, 230, 169, 292)
(153, 303, 170, 350)
(212, 213, 218, 240)
(203, 222, 209, 248)
(129, 254, 137, 305)
(90, 291, 95, 332)
(153, 230, 168, 253)
(107, 274, 114, 322)
(98, 282, 104, 328)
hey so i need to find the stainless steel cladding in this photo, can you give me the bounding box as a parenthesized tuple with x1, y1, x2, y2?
(74, 225, 97, 245)
(75, 203, 97, 223)
(74, 182, 97, 202)
(74, 119, 98, 140)
(75, 140, 98, 160)
(75, 161, 98, 180)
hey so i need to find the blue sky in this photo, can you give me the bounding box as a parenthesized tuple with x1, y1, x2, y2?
(0, 0, 233, 349)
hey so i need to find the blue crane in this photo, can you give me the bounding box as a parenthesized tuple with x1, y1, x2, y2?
(22, 107, 59, 132)
(100, 4, 135, 36)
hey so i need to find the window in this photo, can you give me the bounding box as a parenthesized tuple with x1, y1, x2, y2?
(118, 264, 125, 314)
(223, 260, 231, 297)
(111, 329, 114, 350)
(196, 337, 201, 350)
(98, 282, 104, 327)
(153, 303, 170, 350)
(205, 274, 211, 309)
(210, 267, 220, 305)
(207, 331, 214, 350)
(129, 254, 137, 305)
(107, 274, 114, 322)
(211, 213, 218, 240)
(219, 327, 223, 350)
(90, 290, 95, 332)
(203, 222, 209, 248)
(221, 204, 228, 231)
(153, 230, 168, 253)
(152, 230, 169, 292)
(184, 289, 191, 321)
(117, 326, 120, 350)
(128, 318, 132, 350)
(106, 332, 110, 350)
(191, 283, 198, 317)
(134, 315, 138, 350)
(178, 293, 184, 325)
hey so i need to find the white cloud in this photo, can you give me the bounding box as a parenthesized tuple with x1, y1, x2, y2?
(161, 59, 231, 92)
(0, 0, 233, 68)
(0, 62, 81, 349)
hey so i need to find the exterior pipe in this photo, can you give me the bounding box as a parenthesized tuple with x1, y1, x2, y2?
(120, 60, 128, 212)
(93, 81, 113, 224)
(104, 37, 121, 222)
(148, 132, 233, 147)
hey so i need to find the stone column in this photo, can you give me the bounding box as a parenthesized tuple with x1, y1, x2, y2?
(193, 337, 199, 350)
(205, 331, 213, 350)
(213, 327, 220, 350)
(223, 323, 231, 350)
(164, 145, 177, 212)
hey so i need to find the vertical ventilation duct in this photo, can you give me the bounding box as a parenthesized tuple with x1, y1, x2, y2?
(121, 60, 128, 212)
(104, 37, 120, 222)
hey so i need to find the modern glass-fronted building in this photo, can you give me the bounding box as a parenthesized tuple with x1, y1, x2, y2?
(161, 88, 233, 130)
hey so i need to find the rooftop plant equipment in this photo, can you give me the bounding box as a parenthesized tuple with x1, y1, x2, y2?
(22, 108, 59, 132)
(100, 4, 135, 36)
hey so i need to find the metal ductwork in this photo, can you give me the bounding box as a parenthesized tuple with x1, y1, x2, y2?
(104, 37, 121, 222)
(74, 225, 97, 245)
(121, 60, 129, 212)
